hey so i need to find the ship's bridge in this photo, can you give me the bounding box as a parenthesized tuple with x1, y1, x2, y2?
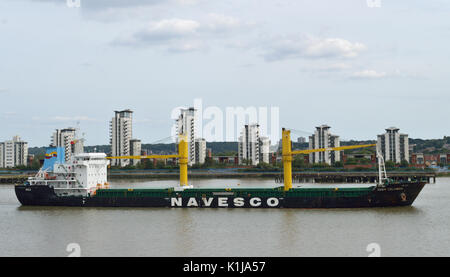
(73, 153, 107, 161)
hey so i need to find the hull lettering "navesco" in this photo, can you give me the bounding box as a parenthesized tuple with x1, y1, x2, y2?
(170, 197, 280, 208)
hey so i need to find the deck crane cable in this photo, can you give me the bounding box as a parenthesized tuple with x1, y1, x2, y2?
(144, 134, 186, 186)
(281, 128, 379, 191)
(107, 134, 190, 187)
(149, 135, 178, 145)
(288, 128, 313, 136)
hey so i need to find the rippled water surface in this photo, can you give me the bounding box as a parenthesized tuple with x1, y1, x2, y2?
(0, 178, 449, 257)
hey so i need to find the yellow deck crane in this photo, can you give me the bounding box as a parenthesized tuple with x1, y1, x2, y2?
(106, 135, 190, 187)
(107, 130, 378, 191)
(281, 128, 377, 191)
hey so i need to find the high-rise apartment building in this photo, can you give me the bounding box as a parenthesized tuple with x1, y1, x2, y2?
(51, 128, 82, 162)
(259, 137, 270, 164)
(110, 109, 133, 167)
(308, 125, 341, 165)
(130, 139, 142, 166)
(238, 124, 270, 166)
(176, 107, 205, 165)
(195, 138, 207, 165)
(377, 127, 409, 163)
(0, 136, 28, 168)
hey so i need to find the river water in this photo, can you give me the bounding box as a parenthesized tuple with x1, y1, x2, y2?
(0, 178, 449, 257)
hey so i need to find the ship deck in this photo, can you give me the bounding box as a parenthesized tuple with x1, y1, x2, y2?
(93, 185, 376, 199)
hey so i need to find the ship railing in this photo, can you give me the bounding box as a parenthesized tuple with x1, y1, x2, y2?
(29, 179, 82, 189)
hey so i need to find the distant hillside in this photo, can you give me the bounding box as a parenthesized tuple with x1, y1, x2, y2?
(28, 145, 112, 158)
(28, 142, 240, 157)
(410, 137, 450, 154)
(141, 142, 239, 155)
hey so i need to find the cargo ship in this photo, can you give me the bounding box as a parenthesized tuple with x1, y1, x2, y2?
(15, 129, 426, 208)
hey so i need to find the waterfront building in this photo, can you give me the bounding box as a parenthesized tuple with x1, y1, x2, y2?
(297, 137, 306, 143)
(195, 138, 207, 165)
(411, 153, 448, 167)
(51, 128, 84, 162)
(213, 156, 239, 165)
(176, 107, 206, 165)
(377, 127, 409, 163)
(110, 109, 133, 167)
(238, 124, 271, 166)
(308, 125, 341, 165)
(0, 136, 28, 168)
(71, 139, 84, 157)
(259, 137, 270, 164)
(130, 139, 142, 166)
(238, 124, 260, 166)
(206, 148, 212, 159)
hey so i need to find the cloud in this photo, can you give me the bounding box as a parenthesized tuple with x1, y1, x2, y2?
(350, 69, 387, 79)
(112, 15, 243, 51)
(137, 19, 200, 42)
(262, 35, 366, 62)
(167, 41, 205, 53)
(113, 18, 200, 47)
(204, 13, 241, 32)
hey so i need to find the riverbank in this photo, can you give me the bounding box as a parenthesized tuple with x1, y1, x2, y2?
(0, 175, 32, 184)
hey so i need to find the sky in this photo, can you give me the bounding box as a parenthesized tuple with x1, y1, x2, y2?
(0, 0, 449, 146)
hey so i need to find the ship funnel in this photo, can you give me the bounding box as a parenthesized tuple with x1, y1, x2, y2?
(42, 147, 65, 172)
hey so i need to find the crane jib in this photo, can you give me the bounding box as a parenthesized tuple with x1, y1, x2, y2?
(290, 144, 376, 155)
(106, 130, 378, 192)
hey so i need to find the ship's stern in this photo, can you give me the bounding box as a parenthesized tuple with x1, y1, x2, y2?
(15, 184, 60, 206)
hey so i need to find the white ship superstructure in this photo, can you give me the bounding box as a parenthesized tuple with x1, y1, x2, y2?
(28, 152, 110, 197)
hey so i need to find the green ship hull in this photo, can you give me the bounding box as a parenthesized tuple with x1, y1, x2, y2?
(15, 181, 426, 208)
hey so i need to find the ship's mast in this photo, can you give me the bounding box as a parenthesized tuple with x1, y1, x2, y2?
(107, 134, 190, 188)
(377, 149, 388, 186)
(281, 128, 377, 191)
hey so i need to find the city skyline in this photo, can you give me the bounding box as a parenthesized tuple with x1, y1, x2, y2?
(4, 113, 448, 148)
(1, 0, 449, 146)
